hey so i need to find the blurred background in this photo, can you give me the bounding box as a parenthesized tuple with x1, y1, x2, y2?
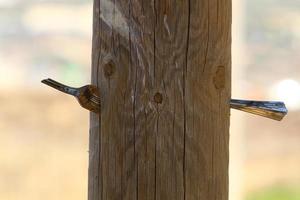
(0, 0, 299, 200)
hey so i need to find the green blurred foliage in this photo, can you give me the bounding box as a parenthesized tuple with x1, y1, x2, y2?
(246, 185, 300, 200)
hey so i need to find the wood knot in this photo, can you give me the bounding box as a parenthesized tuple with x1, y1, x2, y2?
(154, 92, 163, 104)
(104, 61, 116, 78)
(213, 66, 226, 90)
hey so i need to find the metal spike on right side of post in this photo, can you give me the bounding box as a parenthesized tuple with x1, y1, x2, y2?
(230, 99, 288, 121)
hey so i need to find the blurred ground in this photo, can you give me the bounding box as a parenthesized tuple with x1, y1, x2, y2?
(0, 92, 89, 200)
(243, 111, 300, 193)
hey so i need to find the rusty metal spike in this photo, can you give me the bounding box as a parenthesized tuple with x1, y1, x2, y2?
(41, 78, 100, 114)
(42, 78, 288, 120)
(230, 99, 288, 121)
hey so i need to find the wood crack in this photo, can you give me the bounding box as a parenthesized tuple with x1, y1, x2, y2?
(154, 0, 157, 199)
(203, 0, 210, 73)
(183, 1, 191, 199)
(155, 116, 158, 200)
(97, 0, 103, 199)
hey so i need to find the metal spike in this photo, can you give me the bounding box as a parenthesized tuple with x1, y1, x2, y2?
(41, 79, 79, 97)
(230, 99, 288, 121)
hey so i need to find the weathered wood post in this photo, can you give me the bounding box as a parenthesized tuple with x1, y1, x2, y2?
(89, 0, 231, 199)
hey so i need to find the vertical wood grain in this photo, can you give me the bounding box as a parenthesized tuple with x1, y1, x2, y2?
(89, 0, 231, 199)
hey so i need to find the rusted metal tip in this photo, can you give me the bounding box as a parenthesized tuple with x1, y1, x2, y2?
(77, 85, 101, 114)
(230, 99, 288, 121)
(41, 78, 101, 114)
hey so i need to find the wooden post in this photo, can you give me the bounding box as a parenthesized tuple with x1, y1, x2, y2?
(89, 0, 231, 199)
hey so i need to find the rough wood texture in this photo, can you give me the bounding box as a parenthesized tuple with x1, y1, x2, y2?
(89, 0, 231, 199)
